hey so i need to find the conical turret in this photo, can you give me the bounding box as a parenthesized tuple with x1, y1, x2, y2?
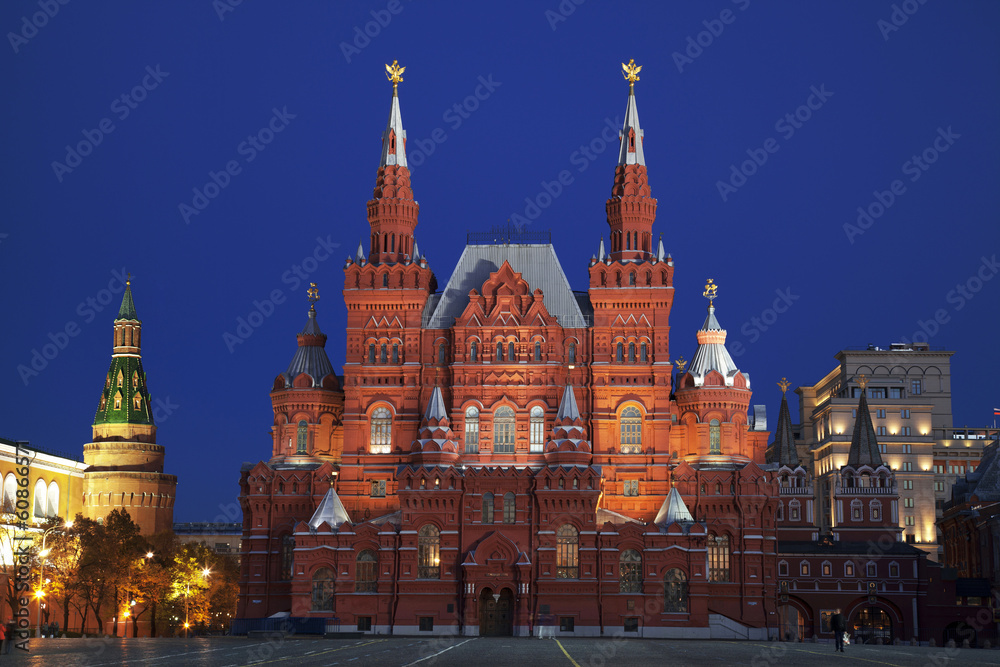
(767, 379, 799, 466)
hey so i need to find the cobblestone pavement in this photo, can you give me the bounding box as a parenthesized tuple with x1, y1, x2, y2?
(8, 636, 1000, 666)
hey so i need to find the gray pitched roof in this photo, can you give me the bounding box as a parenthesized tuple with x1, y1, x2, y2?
(424, 386, 448, 421)
(617, 87, 645, 166)
(971, 440, 1000, 501)
(308, 487, 351, 530)
(847, 390, 883, 467)
(654, 487, 694, 525)
(556, 385, 581, 421)
(281, 310, 335, 388)
(768, 393, 799, 466)
(424, 244, 589, 328)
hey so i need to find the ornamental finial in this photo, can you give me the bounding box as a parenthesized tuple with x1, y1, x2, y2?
(857, 374, 868, 391)
(622, 59, 641, 92)
(126, 272, 131, 287)
(675, 356, 687, 373)
(307, 282, 320, 311)
(703, 278, 718, 304)
(385, 60, 405, 95)
(778, 377, 791, 394)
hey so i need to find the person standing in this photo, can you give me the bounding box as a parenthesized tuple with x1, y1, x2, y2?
(831, 609, 846, 652)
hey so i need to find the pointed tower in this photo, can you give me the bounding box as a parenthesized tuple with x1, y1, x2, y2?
(833, 375, 901, 542)
(543, 385, 593, 466)
(769, 379, 815, 540)
(408, 386, 460, 466)
(270, 283, 343, 463)
(83, 278, 177, 535)
(606, 59, 657, 263)
(367, 60, 419, 265)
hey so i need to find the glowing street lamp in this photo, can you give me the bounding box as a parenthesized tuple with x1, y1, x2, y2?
(36, 520, 72, 639)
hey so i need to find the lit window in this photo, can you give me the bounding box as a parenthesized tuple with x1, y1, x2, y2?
(465, 407, 479, 453)
(876, 409, 886, 419)
(297, 420, 308, 454)
(904, 516, 915, 526)
(370, 407, 392, 453)
(709, 420, 721, 454)
(903, 480, 913, 490)
(871, 503, 881, 521)
(800, 561, 809, 576)
(902, 462, 912, 472)
(620, 407, 642, 453)
(556, 525, 579, 579)
(529, 406, 545, 453)
(620, 549, 641, 593)
(877, 426, 887, 436)
(904, 498, 914, 508)
(901, 426, 911, 436)
(889, 563, 899, 578)
(707, 534, 730, 582)
(114, 392, 122, 410)
(845, 562, 855, 577)
(822, 562, 831, 576)
(493, 407, 515, 453)
(418, 525, 440, 579)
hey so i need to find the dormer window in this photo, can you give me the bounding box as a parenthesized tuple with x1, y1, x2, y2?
(132, 371, 139, 389)
(133, 394, 142, 411)
(114, 392, 122, 410)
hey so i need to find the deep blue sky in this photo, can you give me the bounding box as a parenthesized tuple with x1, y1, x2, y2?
(3, 1, 998, 522)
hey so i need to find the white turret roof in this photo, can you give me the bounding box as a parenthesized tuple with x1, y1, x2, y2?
(655, 487, 694, 525)
(379, 91, 407, 168)
(617, 87, 645, 166)
(308, 487, 351, 530)
(687, 304, 748, 388)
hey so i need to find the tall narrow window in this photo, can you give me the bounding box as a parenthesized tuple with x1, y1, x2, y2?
(556, 525, 579, 579)
(280, 535, 295, 580)
(296, 420, 308, 454)
(910, 379, 922, 395)
(465, 406, 479, 453)
(616, 342, 624, 362)
(620, 406, 642, 453)
(2, 474, 16, 513)
(392, 343, 399, 364)
(418, 525, 440, 579)
(640, 343, 648, 362)
(707, 534, 730, 582)
(629, 343, 636, 362)
(709, 420, 721, 454)
(470, 342, 478, 362)
(503, 492, 515, 524)
(567, 343, 576, 364)
(382, 274, 388, 287)
(496, 342, 505, 362)
(620, 549, 642, 593)
(33, 479, 46, 518)
(664, 569, 688, 612)
(370, 407, 392, 453)
(629, 272, 636, 286)
(509, 342, 516, 361)
(368, 344, 376, 363)
(530, 406, 545, 453)
(438, 343, 447, 364)
(482, 492, 494, 524)
(534, 341, 542, 361)
(380, 344, 387, 363)
(355, 550, 377, 592)
(493, 407, 515, 453)
(311, 568, 335, 611)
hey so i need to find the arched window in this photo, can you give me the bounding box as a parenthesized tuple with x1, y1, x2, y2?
(438, 342, 447, 364)
(2, 474, 17, 514)
(482, 492, 494, 524)
(529, 406, 545, 453)
(628, 343, 636, 363)
(852, 499, 863, 521)
(392, 343, 399, 364)
(567, 343, 576, 364)
(629, 272, 636, 285)
(370, 407, 392, 453)
(470, 342, 478, 362)
(534, 341, 542, 361)
(870, 500, 882, 521)
(46, 481, 59, 518)
(296, 420, 308, 454)
(280, 535, 294, 580)
(114, 392, 122, 410)
(355, 550, 377, 592)
(556, 525, 579, 579)
(465, 407, 480, 453)
(620, 406, 642, 454)
(640, 343, 648, 362)
(620, 549, 641, 593)
(707, 534, 730, 582)
(616, 342, 624, 363)
(664, 569, 688, 612)
(418, 525, 440, 579)
(382, 273, 388, 287)
(800, 561, 810, 576)
(789, 499, 801, 521)
(508, 342, 516, 361)
(709, 420, 721, 454)
(496, 342, 505, 362)
(493, 407, 515, 453)
(503, 492, 515, 524)
(311, 567, 335, 611)
(33, 479, 46, 518)
(380, 343, 387, 363)
(368, 344, 376, 363)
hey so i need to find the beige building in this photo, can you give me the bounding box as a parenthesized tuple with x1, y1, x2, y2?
(795, 343, 986, 561)
(173, 522, 242, 561)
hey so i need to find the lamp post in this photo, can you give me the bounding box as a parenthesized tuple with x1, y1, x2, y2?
(35, 520, 72, 639)
(183, 567, 211, 638)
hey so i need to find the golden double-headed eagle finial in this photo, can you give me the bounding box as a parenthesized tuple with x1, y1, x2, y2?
(622, 59, 641, 92)
(385, 60, 405, 94)
(675, 356, 687, 373)
(703, 278, 718, 303)
(857, 374, 868, 391)
(307, 282, 320, 310)
(778, 377, 791, 394)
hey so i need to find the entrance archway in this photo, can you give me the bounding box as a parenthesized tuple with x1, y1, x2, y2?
(478, 587, 513, 636)
(777, 604, 805, 642)
(851, 606, 893, 645)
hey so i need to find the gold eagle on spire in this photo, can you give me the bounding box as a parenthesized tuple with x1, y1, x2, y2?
(622, 59, 641, 83)
(385, 60, 405, 86)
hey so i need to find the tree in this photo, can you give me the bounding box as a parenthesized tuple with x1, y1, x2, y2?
(74, 509, 145, 635)
(34, 515, 84, 634)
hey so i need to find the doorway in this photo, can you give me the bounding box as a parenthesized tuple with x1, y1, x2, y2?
(478, 587, 513, 636)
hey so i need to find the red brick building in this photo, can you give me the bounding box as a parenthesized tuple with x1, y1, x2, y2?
(237, 65, 780, 638)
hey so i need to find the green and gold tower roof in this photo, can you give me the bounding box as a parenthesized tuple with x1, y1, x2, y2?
(93, 279, 154, 426)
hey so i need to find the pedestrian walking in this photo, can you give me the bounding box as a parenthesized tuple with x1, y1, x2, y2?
(831, 609, 846, 652)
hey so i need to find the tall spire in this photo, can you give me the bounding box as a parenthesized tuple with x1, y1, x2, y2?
(606, 59, 656, 262)
(768, 378, 799, 466)
(118, 274, 137, 320)
(687, 280, 746, 388)
(94, 280, 153, 427)
(847, 375, 883, 467)
(368, 60, 419, 265)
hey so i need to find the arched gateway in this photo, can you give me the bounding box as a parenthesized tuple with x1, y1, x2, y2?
(479, 587, 514, 636)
